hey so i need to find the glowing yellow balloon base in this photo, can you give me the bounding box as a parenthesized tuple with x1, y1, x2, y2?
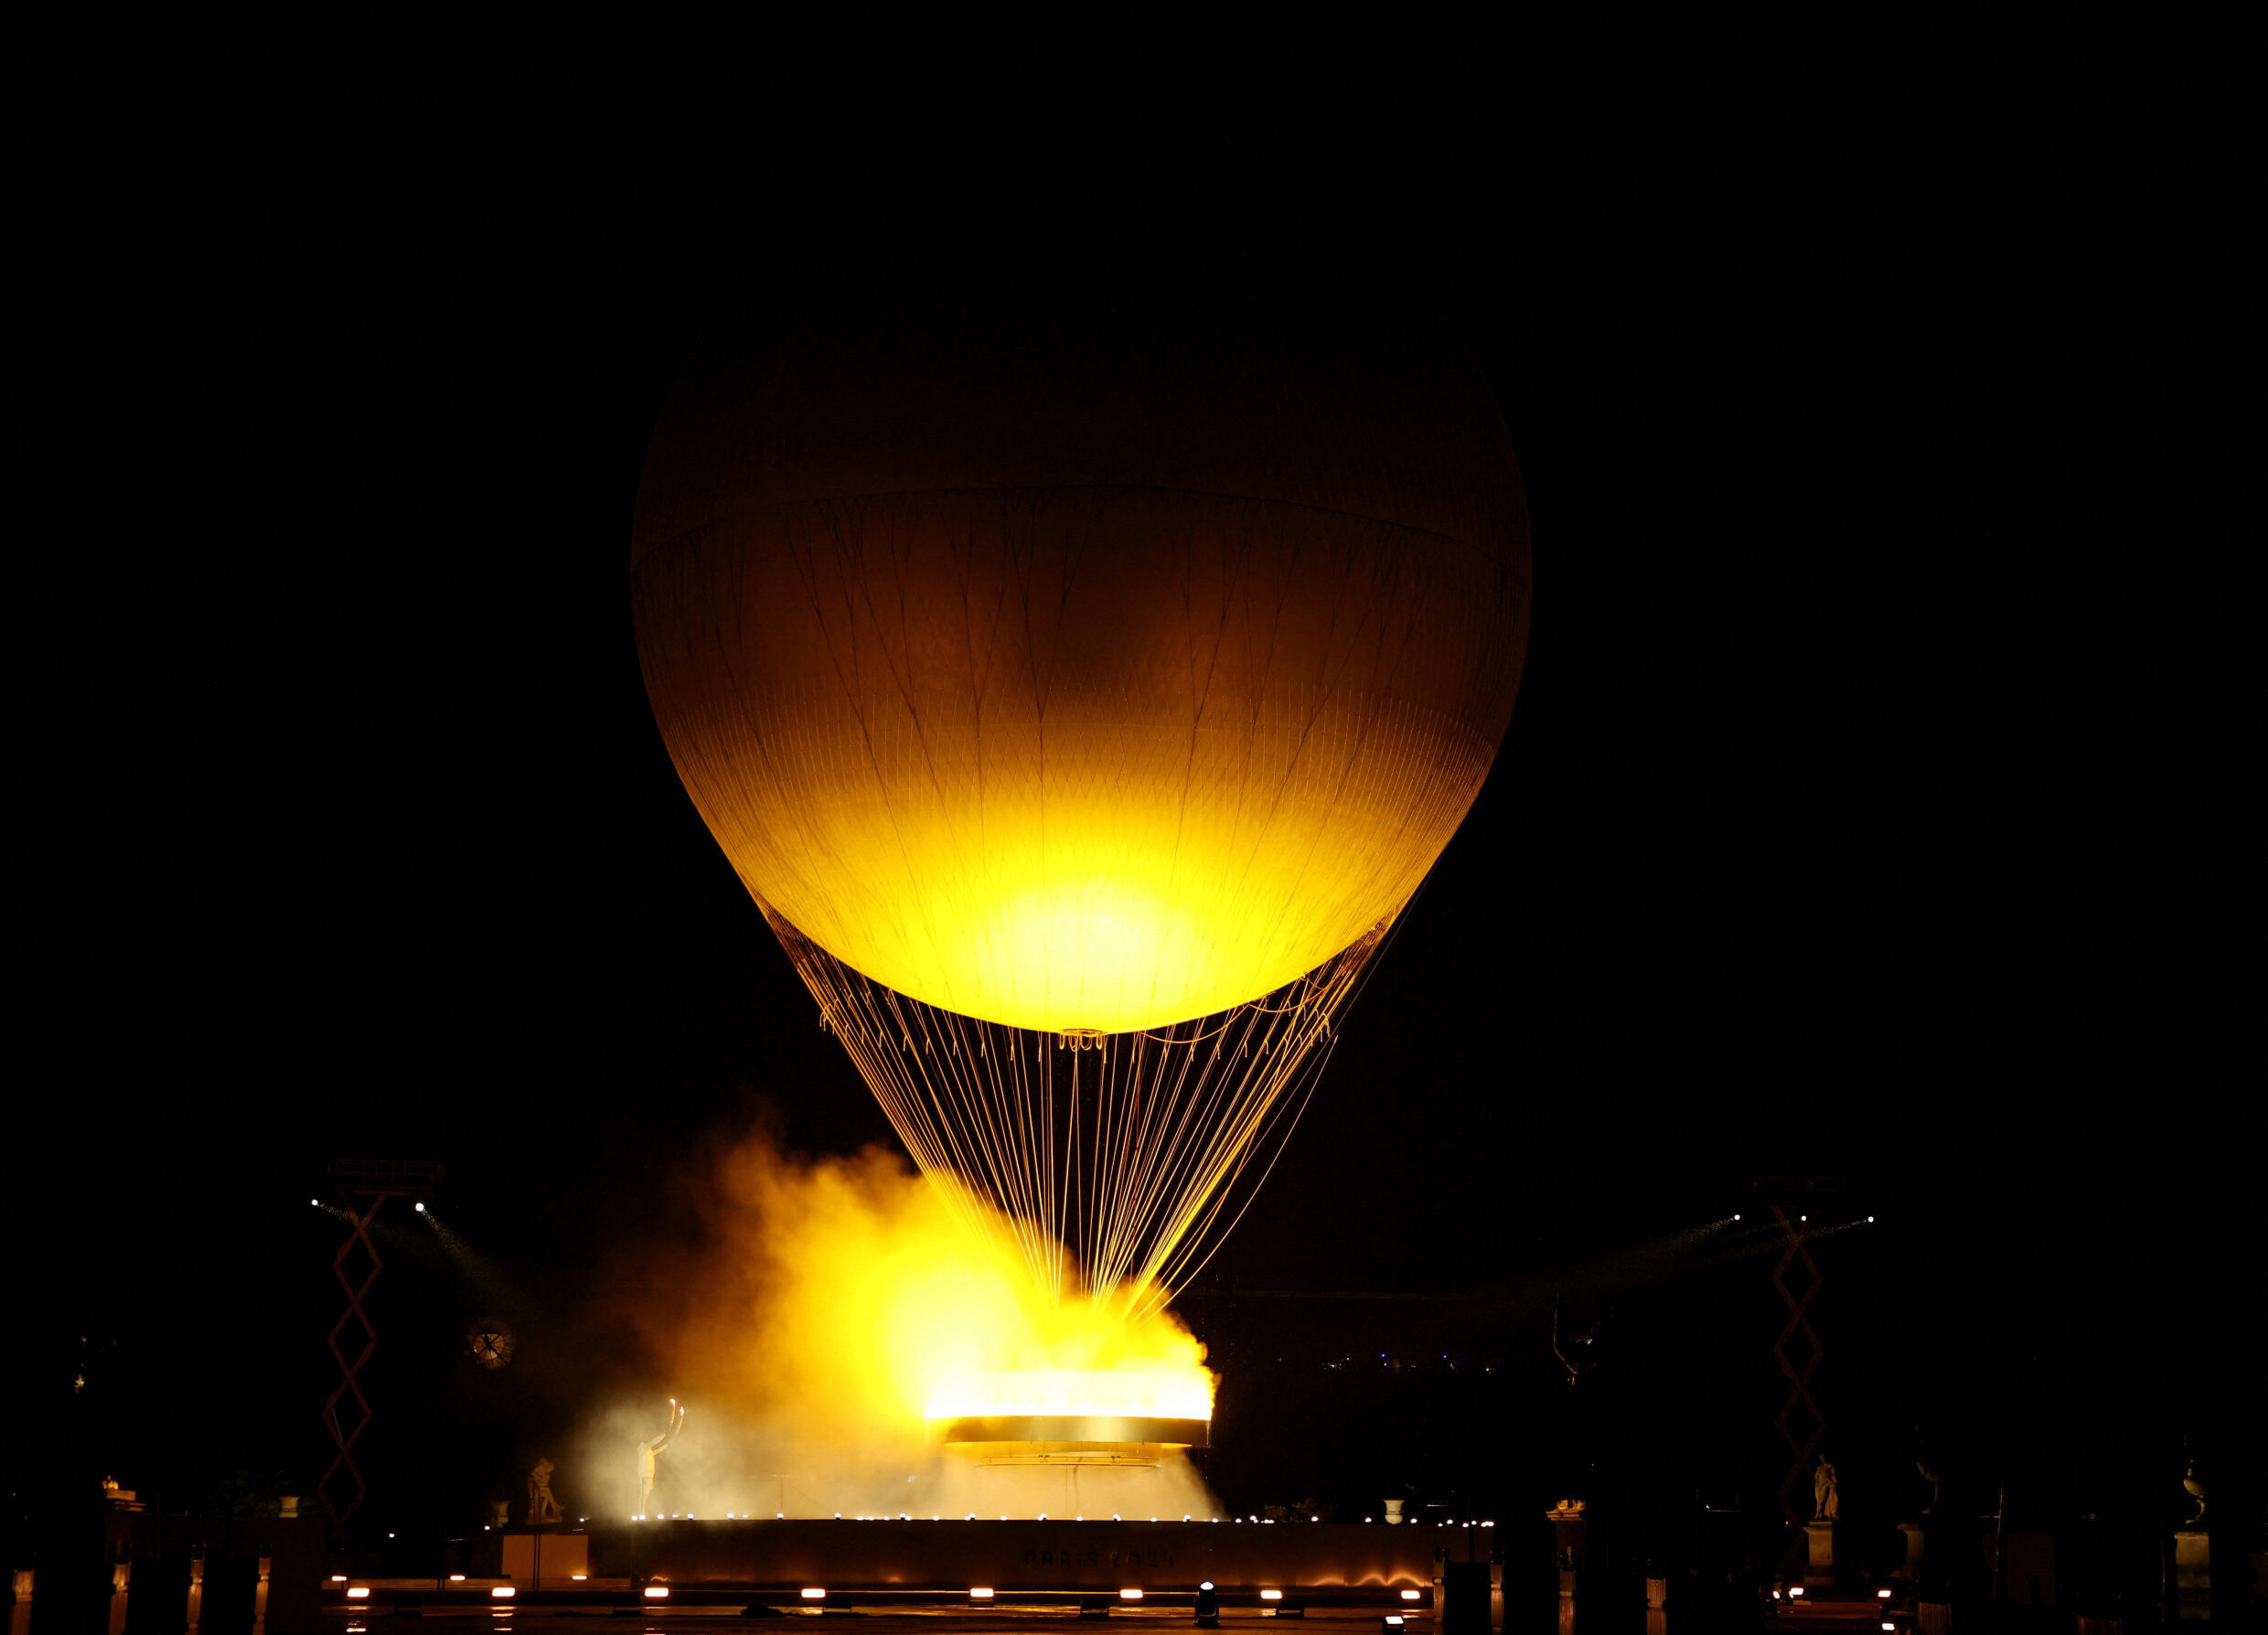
(634, 486, 1517, 1035)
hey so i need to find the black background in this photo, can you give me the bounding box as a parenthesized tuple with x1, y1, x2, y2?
(11, 9, 2256, 1561)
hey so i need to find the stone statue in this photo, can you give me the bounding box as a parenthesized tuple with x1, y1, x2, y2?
(1916, 1456, 1942, 1513)
(636, 1399, 685, 1515)
(2182, 1459, 2208, 1524)
(1813, 1458, 1839, 1522)
(527, 1458, 561, 1525)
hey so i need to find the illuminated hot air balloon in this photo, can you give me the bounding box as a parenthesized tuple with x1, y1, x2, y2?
(634, 320, 1530, 1313)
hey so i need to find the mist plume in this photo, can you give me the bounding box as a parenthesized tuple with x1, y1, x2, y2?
(577, 1118, 1219, 1521)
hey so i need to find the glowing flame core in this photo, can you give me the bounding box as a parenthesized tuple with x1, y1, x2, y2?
(926, 1368, 1214, 1424)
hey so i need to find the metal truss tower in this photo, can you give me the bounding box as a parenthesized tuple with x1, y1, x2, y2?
(1744, 1175, 1847, 1524)
(316, 1159, 444, 1534)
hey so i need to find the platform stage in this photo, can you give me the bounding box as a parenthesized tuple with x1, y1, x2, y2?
(589, 1519, 1445, 1598)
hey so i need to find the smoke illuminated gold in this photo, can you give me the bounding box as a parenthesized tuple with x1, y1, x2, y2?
(637, 1136, 1211, 1462)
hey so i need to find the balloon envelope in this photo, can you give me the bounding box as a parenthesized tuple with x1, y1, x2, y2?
(634, 324, 1530, 1034)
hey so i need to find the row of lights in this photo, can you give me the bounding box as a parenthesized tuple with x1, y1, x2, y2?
(340, 1578, 590, 1597)
(344, 1579, 1426, 1605)
(637, 1512, 1248, 1523)
(628, 1512, 1487, 1525)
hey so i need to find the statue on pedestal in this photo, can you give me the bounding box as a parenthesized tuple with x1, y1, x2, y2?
(2173, 1459, 2217, 1613)
(1812, 1458, 1839, 1522)
(527, 1458, 561, 1525)
(636, 1399, 685, 1515)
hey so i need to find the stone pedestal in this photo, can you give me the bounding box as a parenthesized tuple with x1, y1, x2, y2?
(1899, 1521, 1928, 1579)
(502, 1531, 589, 1589)
(2172, 1527, 2210, 1620)
(1804, 1520, 1836, 1585)
(105, 1557, 129, 1635)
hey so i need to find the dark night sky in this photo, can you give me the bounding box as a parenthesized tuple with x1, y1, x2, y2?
(12, 12, 2258, 1535)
